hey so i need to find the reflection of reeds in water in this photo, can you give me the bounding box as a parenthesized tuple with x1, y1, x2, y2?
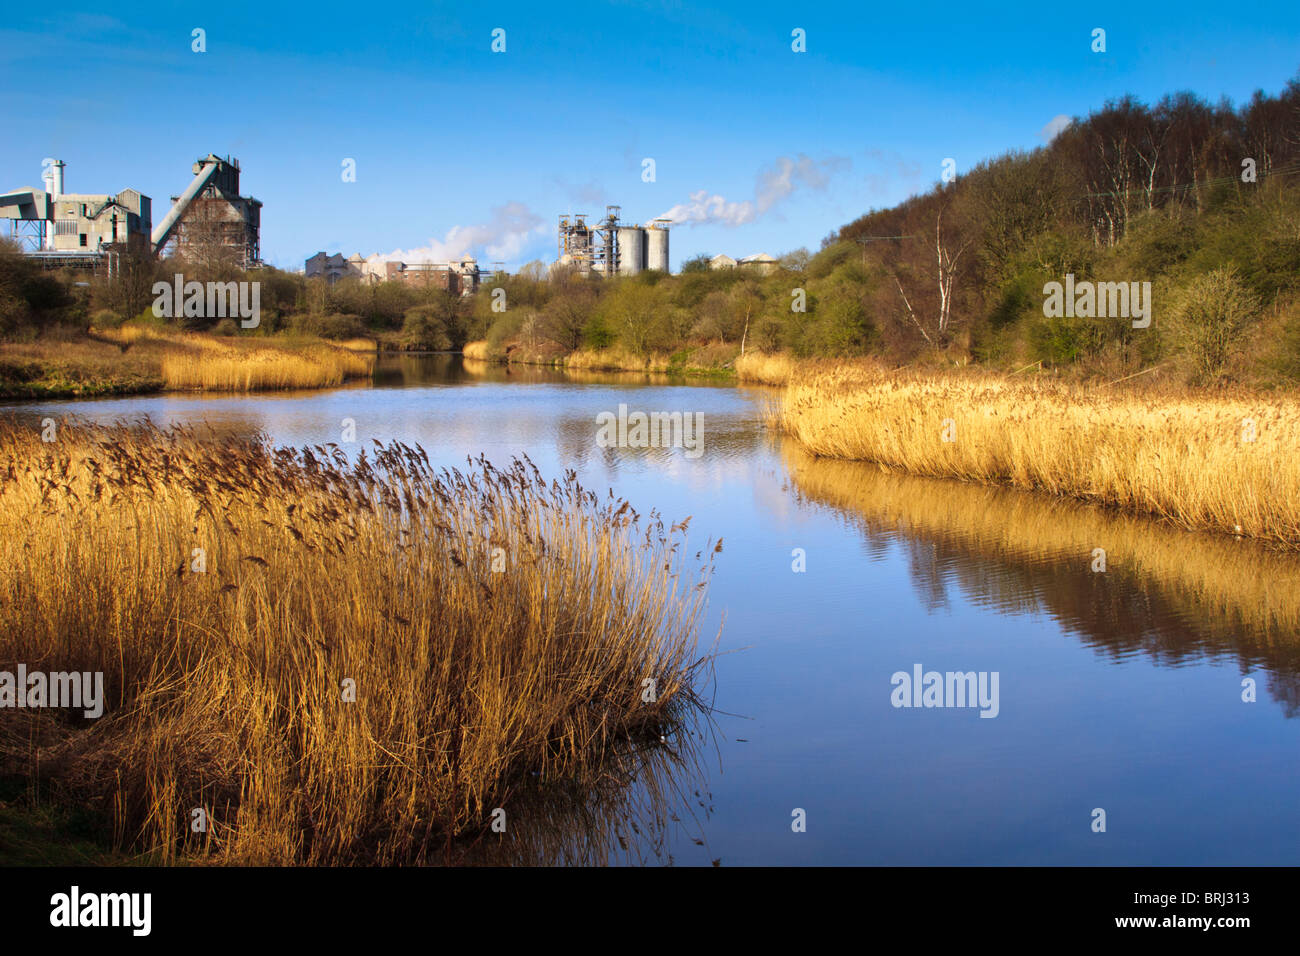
(0, 421, 716, 864)
(454, 715, 716, 866)
(782, 443, 1300, 710)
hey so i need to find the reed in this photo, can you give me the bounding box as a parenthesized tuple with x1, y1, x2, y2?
(338, 337, 379, 352)
(560, 347, 673, 373)
(734, 351, 795, 386)
(0, 422, 715, 864)
(159, 342, 373, 390)
(779, 368, 1300, 547)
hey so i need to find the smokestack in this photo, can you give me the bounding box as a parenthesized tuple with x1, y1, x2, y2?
(44, 159, 65, 199)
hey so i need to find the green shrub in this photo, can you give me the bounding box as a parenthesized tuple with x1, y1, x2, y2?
(1168, 268, 1259, 382)
(90, 308, 125, 330)
(401, 307, 452, 350)
(288, 312, 366, 339)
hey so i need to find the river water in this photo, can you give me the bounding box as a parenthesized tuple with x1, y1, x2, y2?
(6, 353, 1299, 865)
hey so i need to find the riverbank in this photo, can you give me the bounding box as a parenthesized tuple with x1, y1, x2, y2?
(776, 361, 1300, 548)
(463, 339, 739, 378)
(0, 328, 376, 398)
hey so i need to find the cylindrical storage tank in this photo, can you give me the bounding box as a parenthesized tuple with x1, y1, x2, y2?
(617, 226, 645, 276)
(646, 225, 669, 273)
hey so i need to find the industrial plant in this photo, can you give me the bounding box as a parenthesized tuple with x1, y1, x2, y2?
(1, 153, 262, 271)
(556, 206, 670, 277)
(305, 252, 482, 296)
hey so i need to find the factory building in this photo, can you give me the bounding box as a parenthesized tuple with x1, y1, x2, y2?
(0, 160, 152, 268)
(305, 252, 481, 296)
(556, 206, 670, 277)
(153, 155, 262, 269)
(2, 154, 262, 272)
(381, 256, 480, 295)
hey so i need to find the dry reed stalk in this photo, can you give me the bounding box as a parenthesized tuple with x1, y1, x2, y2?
(0, 421, 716, 864)
(779, 370, 1300, 547)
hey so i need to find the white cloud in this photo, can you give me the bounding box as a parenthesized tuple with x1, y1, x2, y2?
(861, 148, 923, 197)
(658, 153, 850, 227)
(1039, 114, 1072, 143)
(755, 154, 850, 213)
(370, 201, 546, 264)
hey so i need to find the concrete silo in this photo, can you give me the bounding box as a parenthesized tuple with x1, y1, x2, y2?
(616, 225, 645, 276)
(646, 220, 670, 273)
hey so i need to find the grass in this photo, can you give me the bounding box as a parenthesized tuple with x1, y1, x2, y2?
(0, 327, 376, 396)
(734, 351, 795, 386)
(778, 365, 1300, 547)
(96, 327, 375, 391)
(465, 339, 740, 377)
(157, 340, 373, 390)
(0, 337, 164, 398)
(0, 421, 716, 864)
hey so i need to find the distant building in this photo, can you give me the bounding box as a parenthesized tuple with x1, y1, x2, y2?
(738, 253, 778, 275)
(306, 252, 481, 296)
(305, 252, 363, 283)
(709, 252, 778, 275)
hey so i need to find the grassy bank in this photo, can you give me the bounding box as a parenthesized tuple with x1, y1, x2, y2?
(0, 422, 714, 864)
(0, 328, 375, 398)
(463, 339, 739, 378)
(0, 335, 164, 398)
(777, 364, 1300, 547)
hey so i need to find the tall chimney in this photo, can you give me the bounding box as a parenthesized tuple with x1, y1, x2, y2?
(44, 159, 65, 198)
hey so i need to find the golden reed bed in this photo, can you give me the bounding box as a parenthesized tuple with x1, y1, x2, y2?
(96, 326, 374, 391)
(778, 366, 1300, 548)
(0, 421, 714, 864)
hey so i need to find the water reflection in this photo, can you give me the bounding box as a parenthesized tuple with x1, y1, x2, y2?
(782, 443, 1300, 715)
(454, 719, 717, 866)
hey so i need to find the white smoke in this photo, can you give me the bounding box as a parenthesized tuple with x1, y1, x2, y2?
(659, 153, 850, 227)
(370, 201, 546, 264)
(657, 191, 757, 227)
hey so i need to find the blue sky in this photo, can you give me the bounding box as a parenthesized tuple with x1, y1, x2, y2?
(2, 1, 1297, 271)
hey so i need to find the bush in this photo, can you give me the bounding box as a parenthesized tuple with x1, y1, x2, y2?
(90, 308, 126, 330)
(1169, 268, 1259, 382)
(1274, 306, 1300, 382)
(401, 307, 452, 350)
(288, 312, 367, 340)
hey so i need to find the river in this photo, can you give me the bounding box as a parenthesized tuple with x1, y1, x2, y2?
(5, 352, 1298, 865)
